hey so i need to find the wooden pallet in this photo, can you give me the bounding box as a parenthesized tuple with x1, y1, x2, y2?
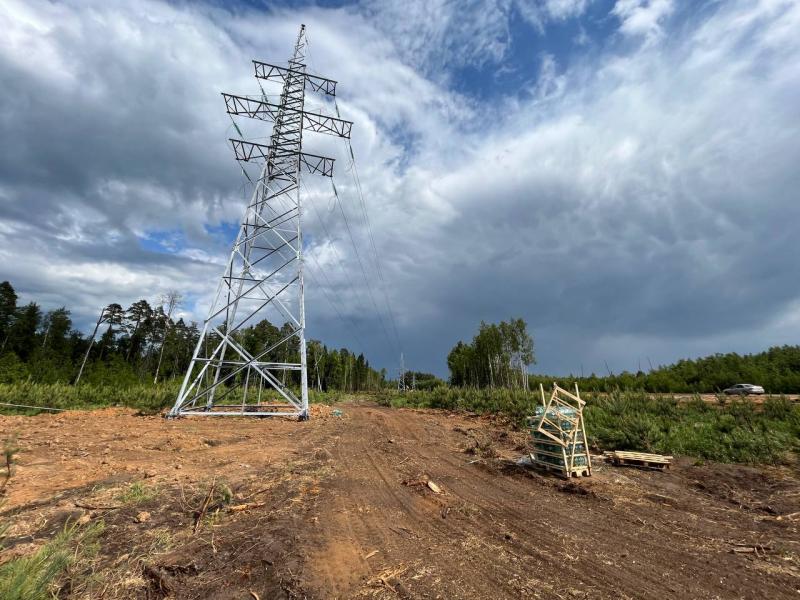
(604, 451, 673, 470)
(530, 454, 592, 478)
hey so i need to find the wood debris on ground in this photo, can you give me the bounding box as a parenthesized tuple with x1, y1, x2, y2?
(402, 478, 443, 494)
(426, 480, 442, 494)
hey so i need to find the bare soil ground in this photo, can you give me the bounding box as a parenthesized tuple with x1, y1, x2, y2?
(1, 402, 798, 599)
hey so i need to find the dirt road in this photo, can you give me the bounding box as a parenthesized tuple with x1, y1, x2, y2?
(1, 403, 798, 599)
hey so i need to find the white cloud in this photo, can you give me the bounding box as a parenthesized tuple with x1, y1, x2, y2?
(612, 0, 674, 41)
(516, 0, 593, 32)
(361, 0, 512, 73)
(541, 0, 592, 20)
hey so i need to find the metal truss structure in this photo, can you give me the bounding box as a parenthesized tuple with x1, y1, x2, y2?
(223, 94, 353, 138)
(168, 24, 351, 419)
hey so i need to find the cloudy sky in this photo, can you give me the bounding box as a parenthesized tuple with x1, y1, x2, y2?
(1, 0, 799, 377)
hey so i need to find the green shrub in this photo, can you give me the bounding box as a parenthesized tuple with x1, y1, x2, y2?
(386, 386, 800, 464)
(764, 396, 795, 420)
(0, 520, 103, 600)
(308, 389, 344, 404)
(0, 381, 180, 414)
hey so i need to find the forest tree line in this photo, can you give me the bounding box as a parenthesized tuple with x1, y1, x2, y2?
(446, 318, 800, 393)
(572, 345, 800, 394)
(447, 319, 535, 389)
(0, 281, 387, 391)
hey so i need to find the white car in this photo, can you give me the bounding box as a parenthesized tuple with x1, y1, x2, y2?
(722, 383, 765, 395)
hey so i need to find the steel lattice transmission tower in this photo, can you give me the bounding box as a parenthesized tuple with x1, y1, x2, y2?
(168, 25, 352, 419)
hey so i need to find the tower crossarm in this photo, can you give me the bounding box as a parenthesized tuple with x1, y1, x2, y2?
(230, 139, 335, 177)
(253, 60, 337, 96)
(223, 93, 352, 138)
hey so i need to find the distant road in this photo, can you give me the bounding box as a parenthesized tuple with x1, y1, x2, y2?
(671, 393, 799, 404)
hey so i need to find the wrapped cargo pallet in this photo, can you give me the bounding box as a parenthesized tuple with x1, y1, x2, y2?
(528, 384, 592, 478)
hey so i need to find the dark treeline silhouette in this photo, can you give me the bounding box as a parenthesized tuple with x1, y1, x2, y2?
(0, 281, 386, 391)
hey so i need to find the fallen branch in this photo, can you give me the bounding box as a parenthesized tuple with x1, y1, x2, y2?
(74, 502, 123, 510)
(730, 542, 774, 557)
(1, 438, 19, 494)
(388, 526, 417, 538)
(193, 476, 217, 534)
(367, 565, 408, 589)
(403, 478, 443, 494)
(228, 501, 267, 513)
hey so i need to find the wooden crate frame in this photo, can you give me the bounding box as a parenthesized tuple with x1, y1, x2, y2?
(530, 383, 592, 479)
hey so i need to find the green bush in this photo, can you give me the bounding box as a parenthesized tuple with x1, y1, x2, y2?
(0, 354, 29, 385)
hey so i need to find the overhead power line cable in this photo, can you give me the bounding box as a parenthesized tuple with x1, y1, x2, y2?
(303, 251, 370, 355)
(275, 185, 373, 353)
(300, 178, 376, 326)
(336, 118, 403, 353)
(0, 402, 65, 412)
(300, 34, 400, 355)
(328, 179, 397, 354)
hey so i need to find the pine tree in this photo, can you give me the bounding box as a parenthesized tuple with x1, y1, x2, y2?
(0, 281, 17, 351)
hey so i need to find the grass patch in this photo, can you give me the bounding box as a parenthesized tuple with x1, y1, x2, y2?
(147, 528, 173, 554)
(0, 382, 179, 415)
(0, 382, 360, 415)
(308, 389, 346, 404)
(117, 482, 158, 505)
(0, 520, 103, 600)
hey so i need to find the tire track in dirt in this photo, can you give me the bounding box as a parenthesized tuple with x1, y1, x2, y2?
(305, 409, 511, 598)
(292, 405, 799, 599)
(353, 411, 523, 598)
(386, 410, 653, 598)
(301, 408, 631, 597)
(387, 408, 798, 599)
(391, 410, 684, 597)
(373, 410, 556, 596)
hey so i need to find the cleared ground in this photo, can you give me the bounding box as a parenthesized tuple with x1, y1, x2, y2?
(1, 402, 798, 599)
